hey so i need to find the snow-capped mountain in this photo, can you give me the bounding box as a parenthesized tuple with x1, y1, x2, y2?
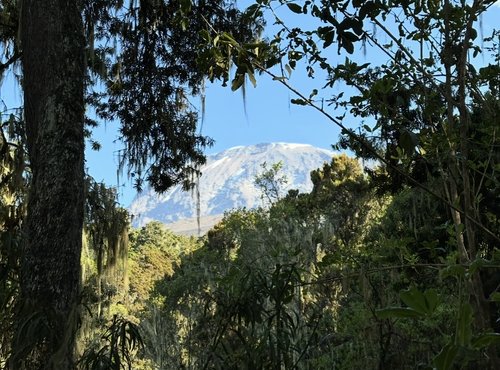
(129, 143, 335, 228)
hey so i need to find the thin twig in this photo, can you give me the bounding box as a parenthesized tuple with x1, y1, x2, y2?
(0, 51, 22, 74)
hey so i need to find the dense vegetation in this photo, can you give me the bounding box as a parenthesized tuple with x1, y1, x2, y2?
(0, 0, 499, 368)
(1, 0, 257, 367)
(123, 152, 497, 369)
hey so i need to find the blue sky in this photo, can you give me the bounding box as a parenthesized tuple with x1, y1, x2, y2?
(85, 72, 342, 206)
(2, 3, 500, 207)
(92, 2, 500, 207)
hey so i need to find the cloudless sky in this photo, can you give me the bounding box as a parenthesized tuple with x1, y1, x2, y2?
(89, 2, 500, 206)
(2, 3, 500, 207)
(86, 72, 343, 206)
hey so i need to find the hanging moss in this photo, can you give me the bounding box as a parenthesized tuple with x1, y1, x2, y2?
(83, 178, 130, 307)
(76, 178, 133, 362)
(0, 114, 27, 365)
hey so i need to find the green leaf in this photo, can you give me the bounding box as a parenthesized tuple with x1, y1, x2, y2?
(359, 1, 379, 19)
(200, 29, 211, 42)
(472, 333, 500, 349)
(290, 98, 308, 106)
(470, 28, 477, 40)
(490, 292, 500, 302)
(231, 75, 245, 91)
(180, 0, 192, 13)
(247, 70, 257, 88)
(91, 140, 102, 151)
(424, 289, 438, 314)
(342, 31, 359, 42)
(221, 32, 239, 46)
(399, 130, 418, 155)
(352, 19, 364, 36)
(323, 29, 335, 48)
(376, 307, 423, 319)
(434, 344, 458, 370)
(245, 4, 261, 17)
(440, 264, 466, 279)
(399, 287, 434, 315)
(456, 303, 473, 346)
(469, 258, 489, 274)
(287, 3, 303, 13)
(342, 40, 354, 54)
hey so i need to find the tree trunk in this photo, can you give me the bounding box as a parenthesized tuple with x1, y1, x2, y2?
(10, 1, 85, 368)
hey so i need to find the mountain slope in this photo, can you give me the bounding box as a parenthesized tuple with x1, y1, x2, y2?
(129, 143, 334, 228)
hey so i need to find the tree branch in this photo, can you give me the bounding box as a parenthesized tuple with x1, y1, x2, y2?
(250, 60, 500, 244)
(0, 51, 22, 74)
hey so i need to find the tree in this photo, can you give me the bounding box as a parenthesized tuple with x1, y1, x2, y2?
(0, 107, 27, 366)
(200, 0, 500, 367)
(309, 154, 370, 248)
(254, 161, 288, 205)
(9, 2, 86, 368)
(150, 156, 378, 369)
(78, 179, 139, 369)
(128, 221, 198, 310)
(0, 0, 260, 368)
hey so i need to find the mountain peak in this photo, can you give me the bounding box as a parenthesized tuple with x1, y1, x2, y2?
(129, 142, 335, 228)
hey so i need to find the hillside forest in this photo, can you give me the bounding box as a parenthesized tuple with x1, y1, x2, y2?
(0, 0, 500, 369)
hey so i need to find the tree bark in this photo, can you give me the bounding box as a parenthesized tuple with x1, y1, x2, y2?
(10, 1, 85, 368)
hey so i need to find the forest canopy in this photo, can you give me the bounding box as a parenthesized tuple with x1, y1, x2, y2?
(0, 0, 499, 369)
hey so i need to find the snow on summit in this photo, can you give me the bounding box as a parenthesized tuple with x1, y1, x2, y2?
(129, 143, 335, 227)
